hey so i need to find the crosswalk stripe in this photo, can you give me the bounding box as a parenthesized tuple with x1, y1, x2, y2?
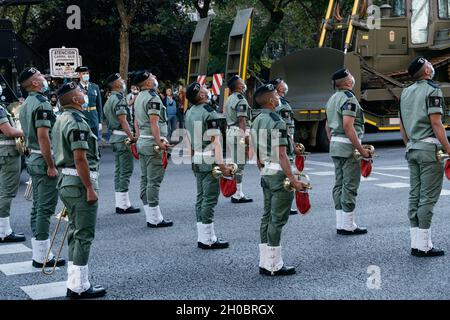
(361, 177, 379, 182)
(0, 244, 31, 255)
(375, 182, 409, 189)
(0, 261, 60, 276)
(372, 172, 409, 180)
(20, 281, 67, 300)
(440, 189, 450, 196)
(309, 171, 335, 176)
(306, 160, 334, 168)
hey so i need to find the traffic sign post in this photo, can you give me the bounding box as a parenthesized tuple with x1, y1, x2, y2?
(49, 47, 80, 78)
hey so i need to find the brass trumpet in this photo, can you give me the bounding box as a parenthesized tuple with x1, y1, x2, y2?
(353, 145, 376, 161)
(212, 162, 239, 179)
(24, 177, 32, 201)
(42, 207, 69, 276)
(13, 117, 29, 156)
(283, 173, 312, 192)
(437, 150, 450, 161)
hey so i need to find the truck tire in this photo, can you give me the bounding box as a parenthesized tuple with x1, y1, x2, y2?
(316, 120, 330, 152)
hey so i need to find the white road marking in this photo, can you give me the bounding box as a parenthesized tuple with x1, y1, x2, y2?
(306, 160, 334, 168)
(21, 281, 67, 300)
(372, 172, 409, 180)
(0, 244, 31, 255)
(0, 261, 60, 276)
(441, 189, 450, 196)
(361, 177, 379, 182)
(376, 166, 409, 171)
(309, 171, 335, 176)
(375, 182, 410, 189)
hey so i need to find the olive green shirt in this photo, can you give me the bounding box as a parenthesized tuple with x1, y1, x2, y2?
(104, 91, 133, 144)
(19, 91, 56, 166)
(135, 89, 168, 154)
(250, 108, 289, 175)
(52, 108, 100, 189)
(275, 97, 295, 160)
(326, 89, 365, 157)
(0, 104, 19, 157)
(224, 92, 252, 127)
(185, 102, 223, 169)
(400, 80, 444, 152)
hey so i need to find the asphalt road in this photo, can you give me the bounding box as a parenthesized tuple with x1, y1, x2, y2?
(2, 135, 450, 300)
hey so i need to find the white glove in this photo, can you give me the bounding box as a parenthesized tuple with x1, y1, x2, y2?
(98, 123, 103, 131)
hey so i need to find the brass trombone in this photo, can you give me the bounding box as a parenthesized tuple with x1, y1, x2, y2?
(437, 150, 450, 161)
(353, 145, 376, 161)
(284, 172, 312, 192)
(212, 162, 240, 179)
(42, 207, 69, 276)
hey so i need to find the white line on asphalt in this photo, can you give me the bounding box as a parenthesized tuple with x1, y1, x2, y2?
(309, 171, 335, 176)
(372, 172, 409, 180)
(0, 244, 32, 255)
(0, 261, 60, 276)
(376, 166, 409, 171)
(375, 182, 410, 189)
(361, 177, 379, 182)
(305, 160, 334, 168)
(441, 189, 450, 196)
(20, 281, 67, 300)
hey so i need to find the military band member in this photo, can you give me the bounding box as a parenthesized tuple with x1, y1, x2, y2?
(271, 77, 303, 215)
(325, 68, 369, 236)
(133, 71, 173, 228)
(400, 57, 448, 257)
(251, 84, 306, 276)
(19, 67, 65, 267)
(103, 73, 140, 214)
(185, 82, 232, 249)
(224, 75, 253, 203)
(76, 66, 103, 138)
(0, 97, 26, 243)
(53, 82, 106, 299)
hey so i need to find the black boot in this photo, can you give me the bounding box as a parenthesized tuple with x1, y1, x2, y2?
(231, 196, 253, 204)
(412, 247, 445, 257)
(337, 227, 367, 235)
(290, 209, 298, 215)
(0, 232, 26, 243)
(198, 239, 229, 250)
(147, 219, 173, 228)
(260, 265, 296, 276)
(116, 206, 141, 214)
(32, 257, 66, 268)
(66, 285, 106, 299)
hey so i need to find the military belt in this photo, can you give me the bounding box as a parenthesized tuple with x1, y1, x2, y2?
(0, 140, 15, 146)
(420, 137, 440, 145)
(85, 107, 97, 112)
(140, 135, 167, 140)
(30, 149, 54, 155)
(61, 168, 99, 180)
(264, 161, 282, 171)
(330, 136, 361, 144)
(112, 130, 127, 136)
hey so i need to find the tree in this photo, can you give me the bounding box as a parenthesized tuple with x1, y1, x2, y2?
(115, 0, 138, 81)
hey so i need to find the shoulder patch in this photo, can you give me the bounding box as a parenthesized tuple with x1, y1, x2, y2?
(344, 91, 354, 98)
(203, 104, 214, 112)
(36, 94, 48, 102)
(270, 112, 281, 122)
(206, 118, 225, 130)
(427, 80, 439, 89)
(149, 102, 161, 110)
(237, 94, 244, 100)
(71, 112, 83, 123)
(238, 104, 247, 113)
(36, 109, 51, 120)
(341, 102, 356, 112)
(72, 130, 89, 142)
(278, 128, 287, 139)
(428, 96, 443, 108)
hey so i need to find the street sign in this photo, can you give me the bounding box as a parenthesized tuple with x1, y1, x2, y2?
(49, 47, 80, 78)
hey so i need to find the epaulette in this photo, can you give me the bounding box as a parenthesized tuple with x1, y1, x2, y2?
(344, 91, 354, 98)
(280, 96, 289, 104)
(149, 90, 157, 97)
(114, 92, 124, 100)
(427, 80, 439, 89)
(237, 94, 244, 100)
(36, 94, 48, 102)
(71, 112, 83, 123)
(203, 104, 215, 112)
(269, 112, 281, 121)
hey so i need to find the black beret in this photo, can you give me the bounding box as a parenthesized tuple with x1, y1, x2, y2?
(227, 75, 240, 88)
(106, 73, 121, 84)
(19, 67, 39, 83)
(269, 78, 283, 87)
(408, 57, 427, 76)
(75, 66, 89, 73)
(331, 68, 350, 81)
(132, 71, 151, 86)
(57, 81, 78, 97)
(254, 83, 276, 100)
(186, 82, 201, 104)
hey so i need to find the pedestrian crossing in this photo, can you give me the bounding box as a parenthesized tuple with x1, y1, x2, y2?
(0, 242, 66, 300)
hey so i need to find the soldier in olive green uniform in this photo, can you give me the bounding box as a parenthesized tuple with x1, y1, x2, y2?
(103, 73, 140, 214)
(53, 82, 106, 299)
(271, 78, 304, 215)
(400, 57, 449, 257)
(251, 84, 306, 276)
(185, 82, 232, 249)
(133, 71, 172, 228)
(18, 67, 65, 268)
(325, 69, 370, 236)
(76, 66, 103, 139)
(224, 75, 253, 203)
(0, 97, 26, 243)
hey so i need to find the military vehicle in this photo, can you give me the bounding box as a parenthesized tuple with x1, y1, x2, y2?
(271, 0, 450, 150)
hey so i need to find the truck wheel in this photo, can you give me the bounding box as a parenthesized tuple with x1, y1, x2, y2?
(316, 120, 329, 152)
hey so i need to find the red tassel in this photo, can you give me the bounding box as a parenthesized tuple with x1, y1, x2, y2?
(295, 191, 311, 215)
(295, 155, 305, 172)
(130, 144, 139, 160)
(445, 159, 450, 180)
(220, 177, 237, 197)
(360, 159, 372, 178)
(162, 151, 168, 169)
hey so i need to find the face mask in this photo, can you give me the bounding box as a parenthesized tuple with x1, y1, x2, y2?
(122, 83, 127, 92)
(153, 79, 159, 89)
(242, 84, 247, 93)
(351, 76, 356, 88)
(132, 90, 138, 95)
(207, 91, 212, 102)
(42, 80, 49, 93)
(82, 94, 89, 108)
(284, 84, 289, 94)
(430, 65, 435, 79)
(82, 74, 90, 82)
